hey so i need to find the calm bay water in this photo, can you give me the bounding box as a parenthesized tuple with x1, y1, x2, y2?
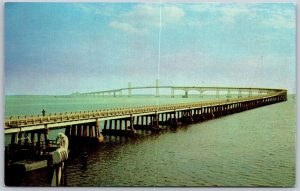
(5, 95, 223, 118)
(5, 95, 296, 187)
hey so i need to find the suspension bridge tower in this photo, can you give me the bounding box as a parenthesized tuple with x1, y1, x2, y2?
(128, 82, 132, 97)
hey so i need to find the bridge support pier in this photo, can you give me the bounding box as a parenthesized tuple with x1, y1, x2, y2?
(226, 89, 232, 98)
(102, 116, 137, 136)
(128, 82, 132, 97)
(216, 89, 219, 98)
(193, 107, 204, 121)
(134, 113, 161, 131)
(248, 89, 253, 97)
(66, 122, 104, 144)
(238, 89, 242, 98)
(167, 112, 179, 127)
(179, 110, 194, 124)
(7, 128, 51, 162)
(200, 91, 204, 98)
(171, 88, 174, 98)
(183, 91, 188, 98)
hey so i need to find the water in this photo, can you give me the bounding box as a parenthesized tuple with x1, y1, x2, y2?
(5, 95, 223, 118)
(5, 95, 296, 187)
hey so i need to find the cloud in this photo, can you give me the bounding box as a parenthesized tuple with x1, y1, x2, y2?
(75, 4, 117, 17)
(109, 21, 147, 34)
(262, 15, 295, 29)
(162, 6, 185, 23)
(124, 4, 185, 26)
(79, 3, 294, 31)
(188, 3, 295, 28)
(183, 20, 210, 27)
(189, 3, 253, 24)
(109, 4, 185, 34)
(219, 5, 251, 24)
(261, 8, 295, 29)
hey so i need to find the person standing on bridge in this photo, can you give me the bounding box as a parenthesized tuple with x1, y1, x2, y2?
(42, 109, 46, 116)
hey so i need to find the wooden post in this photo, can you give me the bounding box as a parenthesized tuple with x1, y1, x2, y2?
(155, 112, 159, 128)
(109, 120, 112, 130)
(146, 116, 148, 126)
(94, 125, 98, 137)
(95, 125, 99, 137)
(120, 120, 123, 130)
(114, 120, 117, 130)
(130, 114, 134, 131)
(31, 132, 35, 146)
(90, 126, 94, 137)
(81, 125, 84, 137)
(11, 133, 16, 145)
(17, 132, 22, 145)
(85, 125, 89, 137)
(92, 125, 95, 137)
(136, 116, 139, 126)
(76, 125, 80, 136)
(125, 119, 128, 130)
(96, 125, 99, 138)
(150, 115, 154, 126)
(88, 124, 92, 137)
(104, 120, 107, 130)
(24, 132, 29, 145)
(173, 111, 177, 125)
(75, 125, 78, 136)
(37, 132, 42, 155)
(70, 125, 74, 136)
(44, 128, 49, 148)
(65, 126, 70, 136)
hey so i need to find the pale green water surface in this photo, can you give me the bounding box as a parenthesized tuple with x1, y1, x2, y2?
(5, 95, 295, 187)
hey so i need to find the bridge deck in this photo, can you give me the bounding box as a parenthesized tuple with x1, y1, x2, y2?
(5, 90, 286, 134)
(82, 86, 283, 95)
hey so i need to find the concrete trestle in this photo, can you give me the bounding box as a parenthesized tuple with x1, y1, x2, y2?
(64, 122, 104, 143)
(5, 88, 287, 148)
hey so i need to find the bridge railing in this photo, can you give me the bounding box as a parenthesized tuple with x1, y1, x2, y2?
(5, 90, 287, 128)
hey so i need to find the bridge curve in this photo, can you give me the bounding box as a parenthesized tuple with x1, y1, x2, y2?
(4, 86, 287, 164)
(5, 87, 287, 134)
(79, 85, 283, 98)
(4, 87, 288, 176)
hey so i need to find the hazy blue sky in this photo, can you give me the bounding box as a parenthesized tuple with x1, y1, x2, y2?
(5, 3, 296, 95)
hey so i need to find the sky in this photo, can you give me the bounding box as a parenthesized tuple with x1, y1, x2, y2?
(4, 2, 296, 95)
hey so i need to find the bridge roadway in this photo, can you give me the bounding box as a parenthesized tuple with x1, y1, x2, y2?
(79, 85, 282, 98)
(3, 88, 288, 184)
(5, 88, 287, 135)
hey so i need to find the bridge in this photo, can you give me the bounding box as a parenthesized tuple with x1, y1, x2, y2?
(5, 87, 287, 153)
(78, 82, 280, 98)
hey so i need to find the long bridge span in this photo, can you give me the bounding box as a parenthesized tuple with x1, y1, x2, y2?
(79, 83, 281, 98)
(5, 87, 287, 151)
